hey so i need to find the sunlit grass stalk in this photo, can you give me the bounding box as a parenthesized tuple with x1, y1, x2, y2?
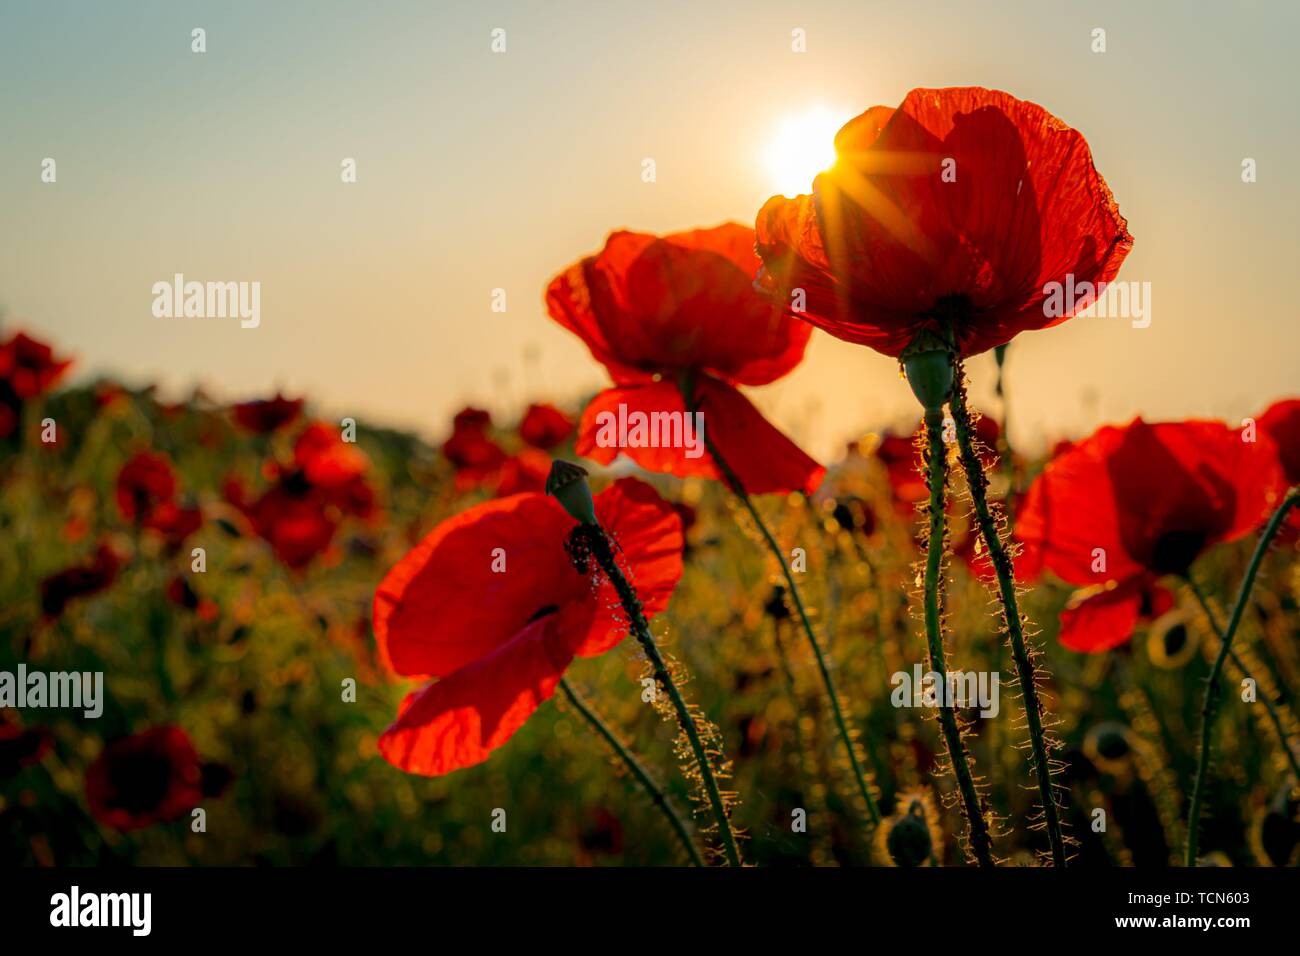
(949, 367, 1066, 867)
(1186, 578, 1300, 781)
(680, 376, 881, 829)
(557, 676, 704, 866)
(921, 410, 995, 867)
(1185, 488, 1300, 865)
(585, 526, 742, 866)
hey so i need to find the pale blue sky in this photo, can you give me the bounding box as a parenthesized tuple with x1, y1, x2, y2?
(2, 0, 1297, 456)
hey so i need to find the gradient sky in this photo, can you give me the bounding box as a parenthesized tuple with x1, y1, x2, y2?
(2, 0, 1297, 458)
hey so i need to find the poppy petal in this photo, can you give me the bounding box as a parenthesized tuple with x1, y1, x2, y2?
(378, 614, 577, 776)
(1058, 576, 1153, 653)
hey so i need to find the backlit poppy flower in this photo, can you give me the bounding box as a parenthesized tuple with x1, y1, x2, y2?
(85, 726, 204, 831)
(519, 402, 575, 450)
(233, 393, 304, 433)
(116, 451, 177, 524)
(442, 407, 507, 489)
(373, 477, 682, 775)
(1258, 399, 1300, 538)
(546, 223, 824, 495)
(40, 542, 122, 618)
(755, 87, 1133, 359)
(1015, 419, 1282, 652)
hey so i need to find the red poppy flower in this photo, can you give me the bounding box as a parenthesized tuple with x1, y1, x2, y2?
(0, 331, 72, 400)
(143, 500, 203, 547)
(40, 542, 122, 618)
(755, 87, 1133, 359)
(373, 478, 682, 775)
(293, 422, 376, 518)
(116, 451, 177, 523)
(1259, 399, 1300, 486)
(232, 393, 304, 433)
(546, 223, 823, 495)
(85, 726, 204, 831)
(240, 481, 340, 570)
(519, 402, 575, 450)
(442, 407, 508, 489)
(1015, 419, 1282, 652)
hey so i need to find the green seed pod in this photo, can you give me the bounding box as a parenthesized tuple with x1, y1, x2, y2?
(546, 459, 598, 526)
(902, 348, 954, 417)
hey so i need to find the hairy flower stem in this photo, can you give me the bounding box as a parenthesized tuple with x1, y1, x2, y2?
(1185, 489, 1300, 866)
(587, 529, 742, 867)
(949, 370, 1066, 867)
(679, 382, 882, 829)
(558, 677, 705, 866)
(922, 411, 996, 867)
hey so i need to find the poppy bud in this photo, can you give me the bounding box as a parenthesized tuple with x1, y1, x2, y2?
(902, 347, 953, 419)
(546, 460, 597, 525)
(876, 791, 940, 867)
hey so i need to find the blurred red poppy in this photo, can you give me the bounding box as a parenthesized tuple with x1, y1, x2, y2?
(755, 87, 1132, 359)
(1015, 419, 1282, 651)
(494, 448, 551, 497)
(519, 402, 575, 450)
(0, 714, 53, 778)
(85, 726, 205, 831)
(546, 223, 824, 495)
(40, 542, 122, 618)
(116, 451, 177, 523)
(1258, 399, 1300, 538)
(0, 332, 71, 440)
(232, 393, 304, 433)
(373, 478, 682, 775)
(442, 407, 507, 489)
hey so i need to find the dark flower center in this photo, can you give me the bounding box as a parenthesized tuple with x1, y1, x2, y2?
(106, 751, 174, 814)
(1149, 530, 1207, 576)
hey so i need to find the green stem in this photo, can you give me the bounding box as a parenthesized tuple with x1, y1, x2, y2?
(949, 370, 1066, 867)
(679, 378, 882, 827)
(1185, 488, 1300, 865)
(558, 677, 705, 867)
(588, 529, 742, 866)
(922, 410, 996, 867)
(1185, 577, 1300, 784)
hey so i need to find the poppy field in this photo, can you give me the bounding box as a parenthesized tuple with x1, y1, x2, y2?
(3, 82, 1300, 872)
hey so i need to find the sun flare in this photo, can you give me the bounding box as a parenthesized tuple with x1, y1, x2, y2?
(762, 106, 850, 197)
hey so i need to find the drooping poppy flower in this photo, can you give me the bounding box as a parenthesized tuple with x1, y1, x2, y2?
(546, 223, 824, 495)
(232, 393, 304, 434)
(755, 87, 1133, 359)
(373, 478, 682, 776)
(116, 451, 177, 524)
(442, 407, 508, 489)
(519, 402, 575, 450)
(40, 542, 122, 618)
(1015, 419, 1282, 651)
(84, 726, 205, 831)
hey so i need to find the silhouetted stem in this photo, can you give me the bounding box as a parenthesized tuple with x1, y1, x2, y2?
(922, 411, 996, 867)
(1185, 488, 1300, 865)
(588, 529, 742, 866)
(679, 379, 881, 828)
(558, 677, 704, 866)
(949, 371, 1066, 867)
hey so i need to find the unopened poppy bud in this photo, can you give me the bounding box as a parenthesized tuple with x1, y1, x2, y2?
(877, 791, 939, 867)
(546, 460, 597, 525)
(902, 348, 953, 419)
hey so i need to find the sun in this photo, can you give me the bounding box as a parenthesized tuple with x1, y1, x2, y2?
(762, 106, 850, 198)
